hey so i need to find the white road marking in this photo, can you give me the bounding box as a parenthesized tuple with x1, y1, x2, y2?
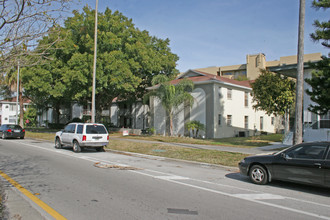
(155, 175, 190, 180)
(14, 140, 330, 220)
(233, 193, 285, 200)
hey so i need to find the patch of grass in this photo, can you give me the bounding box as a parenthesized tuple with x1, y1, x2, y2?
(107, 139, 248, 167)
(25, 131, 55, 141)
(112, 133, 283, 148)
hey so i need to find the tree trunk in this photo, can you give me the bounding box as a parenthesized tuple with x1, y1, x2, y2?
(54, 104, 60, 124)
(169, 112, 173, 136)
(284, 110, 290, 136)
(294, 0, 305, 145)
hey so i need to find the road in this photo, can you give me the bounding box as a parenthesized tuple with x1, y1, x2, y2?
(0, 138, 330, 220)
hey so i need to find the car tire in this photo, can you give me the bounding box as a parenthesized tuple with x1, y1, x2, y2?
(96, 147, 104, 152)
(20, 136, 24, 139)
(249, 165, 268, 185)
(73, 140, 81, 153)
(55, 137, 62, 149)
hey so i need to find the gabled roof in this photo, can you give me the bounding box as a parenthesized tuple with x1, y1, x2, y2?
(147, 69, 253, 90)
(175, 69, 253, 88)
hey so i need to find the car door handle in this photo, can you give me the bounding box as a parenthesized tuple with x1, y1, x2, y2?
(314, 163, 322, 168)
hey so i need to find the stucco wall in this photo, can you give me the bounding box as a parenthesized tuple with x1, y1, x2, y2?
(153, 97, 166, 135)
(190, 88, 206, 137)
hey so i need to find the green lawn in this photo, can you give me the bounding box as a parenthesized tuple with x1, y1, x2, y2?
(25, 131, 281, 167)
(111, 133, 283, 148)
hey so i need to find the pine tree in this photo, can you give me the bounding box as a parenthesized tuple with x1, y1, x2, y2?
(305, 0, 330, 115)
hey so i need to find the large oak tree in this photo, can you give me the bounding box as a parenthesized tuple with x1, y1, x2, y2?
(22, 6, 179, 123)
(251, 70, 295, 134)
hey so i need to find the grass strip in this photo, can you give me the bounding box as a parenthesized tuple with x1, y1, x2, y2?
(106, 139, 248, 167)
(25, 131, 253, 166)
(112, 133, 283, 148)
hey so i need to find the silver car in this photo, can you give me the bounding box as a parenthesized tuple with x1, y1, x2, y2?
(55, 123, 109, 152)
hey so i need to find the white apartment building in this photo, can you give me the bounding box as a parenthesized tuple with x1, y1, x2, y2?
(149, 70, 277, 138)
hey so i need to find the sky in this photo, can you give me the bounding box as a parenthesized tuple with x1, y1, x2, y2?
(72, 0, 329, 72)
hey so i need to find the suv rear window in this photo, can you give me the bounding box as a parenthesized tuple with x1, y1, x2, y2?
(86, 125, 107, 134)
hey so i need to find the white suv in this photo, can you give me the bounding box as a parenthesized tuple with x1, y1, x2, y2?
(55, 123, 109, 152)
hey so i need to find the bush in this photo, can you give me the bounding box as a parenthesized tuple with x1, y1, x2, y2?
(147, 127, 156, 135)
(48, 123, 65, 129)
(69, 117, 83, 123)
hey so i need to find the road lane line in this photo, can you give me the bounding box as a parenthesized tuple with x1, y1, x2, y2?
(0, 170, 67, 220)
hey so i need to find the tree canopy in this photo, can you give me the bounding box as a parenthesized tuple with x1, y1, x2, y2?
(22, 6, 179, 122)
(251, 70, 295, 116)
(305, 0, 330, 115)
(251, 70, 295, 134)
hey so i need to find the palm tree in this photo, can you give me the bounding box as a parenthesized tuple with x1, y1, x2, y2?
(149, 75, 194, 136)
(186, 120, 205, 138)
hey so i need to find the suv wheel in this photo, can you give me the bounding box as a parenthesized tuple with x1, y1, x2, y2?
(73, 140, 81, 153)
(55, 137, 62, 149)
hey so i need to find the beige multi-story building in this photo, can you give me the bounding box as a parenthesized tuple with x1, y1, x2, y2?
(196, 53, 322, 80)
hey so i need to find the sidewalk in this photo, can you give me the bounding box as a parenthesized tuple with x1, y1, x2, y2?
(110, 137, 289, 155)
(2, 185, 45, 220)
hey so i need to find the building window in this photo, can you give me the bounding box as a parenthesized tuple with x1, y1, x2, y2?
(227, 88, 232, 100)
(9, 105, 16, 111)
(227, 115, 232, 126)
(260, 116, 264, 130)
(244, 92, 248, 107)
(244, 116, 249, 129)
(271, 117, 275, 126)
(9, 116, 16, 124)
(218, 114, 221, 125)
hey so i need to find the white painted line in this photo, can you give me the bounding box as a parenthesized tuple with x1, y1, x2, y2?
(155, 175, 190, 180)
(233, 193, 285, 200)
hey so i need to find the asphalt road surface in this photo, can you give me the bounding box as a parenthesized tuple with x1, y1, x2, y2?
(0, 138, 330, 220)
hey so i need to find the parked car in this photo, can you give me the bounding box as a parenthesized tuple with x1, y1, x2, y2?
(239, 142, 330, 187)
(0, 124, 25, 139)
(55, 123, 109, 153)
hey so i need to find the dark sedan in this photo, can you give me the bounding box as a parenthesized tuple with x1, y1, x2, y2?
(0, 124, 25, 139)
(239, 142, 330, 187)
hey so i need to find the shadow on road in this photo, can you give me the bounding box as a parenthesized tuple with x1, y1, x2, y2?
(225, 172, 330, 197)
(60, 146, 101, 153)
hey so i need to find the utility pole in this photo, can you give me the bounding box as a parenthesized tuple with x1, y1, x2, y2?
(294, 0, 305, 145)
(91, 0, 98, 123)
(16, 61, 20, 124)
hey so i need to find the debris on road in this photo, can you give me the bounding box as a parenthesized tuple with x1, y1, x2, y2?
(93, 162, 142, 170)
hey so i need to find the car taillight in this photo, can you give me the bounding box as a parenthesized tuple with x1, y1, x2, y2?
(82, 135, 86, 141)
(107, 135, 109, 140)
(7, 129, 12, 132)
(22, 129, 25, 132)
